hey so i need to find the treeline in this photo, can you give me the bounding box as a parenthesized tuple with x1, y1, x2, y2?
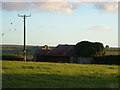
(2, 55, 23, 61)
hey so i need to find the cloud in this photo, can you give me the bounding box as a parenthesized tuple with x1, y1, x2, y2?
(1, 1, 118, 14)
(89, 26, 112, 31)
(95, 2, 118, 12)
(2, 2, 32, 11)
(2, 1, 80, 14)
(32, 2, 78, 14)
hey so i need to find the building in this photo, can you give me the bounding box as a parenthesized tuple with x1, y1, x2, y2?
(33, 44, 76, 63)
(33, 44, 94, 64)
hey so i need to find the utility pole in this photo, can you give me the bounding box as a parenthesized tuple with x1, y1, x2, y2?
(18, 14, 31, 61)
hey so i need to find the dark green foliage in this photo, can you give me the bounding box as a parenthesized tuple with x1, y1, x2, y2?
(74, 41, 105, 57)
(93, 55, 120, 65)
(2, 54, 23, 61)
(105, 45, 109, 49)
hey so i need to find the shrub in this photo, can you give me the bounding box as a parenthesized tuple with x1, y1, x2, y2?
(74, 41, 105, 57)
(2, 54, 24, 61)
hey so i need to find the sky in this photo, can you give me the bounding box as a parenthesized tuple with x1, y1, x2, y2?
(1, 0, 119, 47)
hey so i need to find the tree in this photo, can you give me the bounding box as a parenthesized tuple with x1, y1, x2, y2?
(105, 45, 109, 49)
(74, 41, 105, 57)
(105, 45, 109, 51)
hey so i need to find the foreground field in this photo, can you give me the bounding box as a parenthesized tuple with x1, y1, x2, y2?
(2, 61, 119, 88)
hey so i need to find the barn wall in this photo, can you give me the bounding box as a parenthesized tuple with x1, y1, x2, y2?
(70, 57, 94, 64)
(35, 56, 70, 63)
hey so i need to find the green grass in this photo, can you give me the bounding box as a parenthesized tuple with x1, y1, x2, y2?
(2, 61, 119, 88)
(1, 46, 38, 55)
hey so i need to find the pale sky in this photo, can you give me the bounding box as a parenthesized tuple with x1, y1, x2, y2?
(1, 1, 119, 47)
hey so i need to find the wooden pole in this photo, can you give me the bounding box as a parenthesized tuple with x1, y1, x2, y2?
(23, 15, 26, 61)
(18, 14, 31, 61)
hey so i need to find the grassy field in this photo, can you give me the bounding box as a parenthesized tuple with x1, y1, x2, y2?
(2, 61, 119, 88)
(1, 45, 40, 60)
(1, 45, 39, 55)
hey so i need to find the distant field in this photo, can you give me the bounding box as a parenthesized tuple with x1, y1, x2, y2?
(105, 51, 119, 56)
(105, 48, 120, 56)
(1, 45, 55, 60)
(0, 45, 41, 60)
(1, 45, 39, 55)
(2, 61, 119, 88)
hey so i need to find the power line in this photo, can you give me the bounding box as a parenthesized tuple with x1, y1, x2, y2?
(18, 14, 31, 61)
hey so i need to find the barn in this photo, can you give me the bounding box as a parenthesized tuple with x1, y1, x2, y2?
(33, 44, 76, 63)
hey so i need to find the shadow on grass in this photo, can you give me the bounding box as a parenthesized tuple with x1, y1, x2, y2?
(2, 73, 119, 88)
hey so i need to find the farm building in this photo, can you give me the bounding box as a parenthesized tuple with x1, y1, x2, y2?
(33, 44, 94, 64)
(34, 44, 75, 63)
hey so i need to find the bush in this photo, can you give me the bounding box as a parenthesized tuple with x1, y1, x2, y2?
(2, 54, 24, 61)
(74, 41, 105, 57)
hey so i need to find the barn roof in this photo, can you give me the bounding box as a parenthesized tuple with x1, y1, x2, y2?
(47, 44, 76, 56)
(35, 44, 76, 57)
